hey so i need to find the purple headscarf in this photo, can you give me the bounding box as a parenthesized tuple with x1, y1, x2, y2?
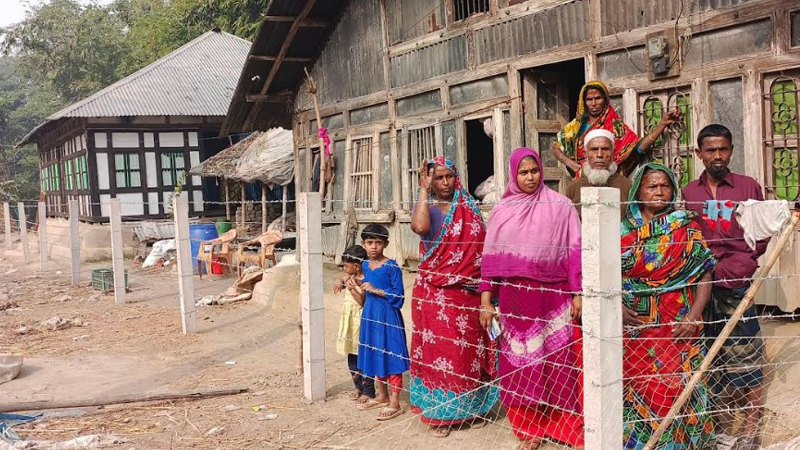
(482, 148, 582, 290)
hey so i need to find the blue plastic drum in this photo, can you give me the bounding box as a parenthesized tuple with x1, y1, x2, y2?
(189, 223, 218, 274)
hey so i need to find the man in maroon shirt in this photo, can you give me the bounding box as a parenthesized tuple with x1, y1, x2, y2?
(682, 124, 767, 448)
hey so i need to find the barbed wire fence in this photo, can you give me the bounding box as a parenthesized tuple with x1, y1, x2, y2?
(2, 190, 800, 449)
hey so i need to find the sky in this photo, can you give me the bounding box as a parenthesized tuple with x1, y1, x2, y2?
(0, 0, 114, 28)
(1, 0, 29, 27)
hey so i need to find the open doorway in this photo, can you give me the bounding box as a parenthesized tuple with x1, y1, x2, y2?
(520, 58, 585, 193)
(464, 117, 495, 198)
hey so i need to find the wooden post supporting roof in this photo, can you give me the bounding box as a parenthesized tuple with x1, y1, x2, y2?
(262, 183, 268, 233)
(240, 181, 246, 231)
(224, 179, 231, 220)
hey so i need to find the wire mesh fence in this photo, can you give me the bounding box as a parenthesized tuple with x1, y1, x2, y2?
(2, 193, 800, 450)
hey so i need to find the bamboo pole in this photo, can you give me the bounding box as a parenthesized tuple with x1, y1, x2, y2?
(281, 186, 288, 233)
(643, 211, 800, 450)
(0, 386, 248, 413)
(224, 179, 231, 220)
(304, 68, 327, 201)
(240, 181, 246, 231)
(262, 183, 268, 233)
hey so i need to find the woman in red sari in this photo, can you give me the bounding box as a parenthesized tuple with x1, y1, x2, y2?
(409, 156, 498, 438)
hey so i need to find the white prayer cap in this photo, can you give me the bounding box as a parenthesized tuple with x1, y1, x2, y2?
(583, 129, 615, 148)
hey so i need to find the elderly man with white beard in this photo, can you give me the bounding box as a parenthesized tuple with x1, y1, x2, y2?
(564, 128, 632, 218)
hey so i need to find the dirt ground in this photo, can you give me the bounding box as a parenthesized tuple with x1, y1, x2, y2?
(2, 238, 800, 450)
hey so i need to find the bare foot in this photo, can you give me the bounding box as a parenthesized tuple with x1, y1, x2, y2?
(355, 394, 371, 404)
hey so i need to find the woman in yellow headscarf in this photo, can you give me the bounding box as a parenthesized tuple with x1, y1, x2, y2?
(549, 81, 680, 178)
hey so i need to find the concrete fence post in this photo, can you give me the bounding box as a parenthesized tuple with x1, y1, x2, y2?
(69, 200, 81, 285)
(173, 193, 197, 334)
(109, 199, 126, 304)
(580, 187, 624, 450)
(38, 201, 48, 271)
(3, 203, 11, 250)
(298, 192, 325, 401)
(18, 202, 30, 263)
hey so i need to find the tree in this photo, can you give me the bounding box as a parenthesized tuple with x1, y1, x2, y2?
(120, 0, 267, 72)
(0, 56, 62, 201)
(1, 0, 132, 104)
(0, 0, 266, 201)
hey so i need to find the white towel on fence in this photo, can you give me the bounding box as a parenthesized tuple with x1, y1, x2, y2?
(735, 199, 791, 250)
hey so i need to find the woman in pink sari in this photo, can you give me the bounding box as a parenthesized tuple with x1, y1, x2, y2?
(479, 148, 584, 449)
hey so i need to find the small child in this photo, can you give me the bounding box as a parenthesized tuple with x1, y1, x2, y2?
(356, 224, 409, 421)
(333, 245, 375, 404)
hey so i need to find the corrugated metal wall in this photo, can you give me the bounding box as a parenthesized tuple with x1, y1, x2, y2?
(601, 0, 758, 35)
(390, 36, 468, 87)
(474, 0, 589, 66)
(387, 0, 446, 44)
(296, 0, 386, 109)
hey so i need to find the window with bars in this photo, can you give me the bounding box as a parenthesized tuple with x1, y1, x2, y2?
(402, 125, 440, 210)
(115, 153, 142, 188)
(638, 90, 694, 187)
(76, 156, 89, 190)
(453, 0, 489, 22)
(764, 73, 800, 201)
(161, 152, 185, 187)
(65, 159, 74, 190)
(41, 168, 48, 192)
(349, 137, 374, 210)
(51, 164, 60, 191)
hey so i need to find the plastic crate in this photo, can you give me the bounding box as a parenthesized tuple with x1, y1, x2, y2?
(91, 268, 129, 293)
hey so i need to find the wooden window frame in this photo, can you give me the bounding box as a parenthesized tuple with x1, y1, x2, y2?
(160, 151, 186, 187)
(65, 158, 74, 191)
(763, 72, 800, 201)
(344, 133, 379, 213)
(637, 87, 696, 188)
(447, 0, 491, 25)
(789, 8, 800, 50)
(114, 152, 142, 188)
(77, 155, 89, 191)
(400, 122, 443, 213)
(51, 163, 60, 192)
(459, 107, 507, 209)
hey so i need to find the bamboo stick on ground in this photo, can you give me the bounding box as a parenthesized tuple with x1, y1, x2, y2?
(642, 211, 800, 450)
(0, 386, 249, 413)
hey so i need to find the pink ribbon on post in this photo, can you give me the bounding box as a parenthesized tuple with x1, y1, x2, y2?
(318, 127, 331, 158)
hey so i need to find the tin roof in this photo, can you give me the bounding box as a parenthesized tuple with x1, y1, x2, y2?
(19, 29, 251, 146)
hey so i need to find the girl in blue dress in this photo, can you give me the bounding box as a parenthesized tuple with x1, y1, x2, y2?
(356, 224, 409, 421)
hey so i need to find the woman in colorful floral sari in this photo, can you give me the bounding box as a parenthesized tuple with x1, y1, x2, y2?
(479, 148, 584, 450)
(621, 162, 716, 449)
(550, 80, 680, 178)
(409, 156, 498, 438)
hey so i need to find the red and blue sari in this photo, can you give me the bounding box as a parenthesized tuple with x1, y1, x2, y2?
(410, 156, 498, 426)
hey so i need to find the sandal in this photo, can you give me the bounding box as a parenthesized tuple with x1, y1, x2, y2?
(357, 399, 389, 411)
(355, 395, 372, 404)
(517, 439, 542, 450)
(429, 426, 451, 438)
(376, 406, 405, 421)
(733, 436, 761, 450)
(469, 418, 488, 429)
